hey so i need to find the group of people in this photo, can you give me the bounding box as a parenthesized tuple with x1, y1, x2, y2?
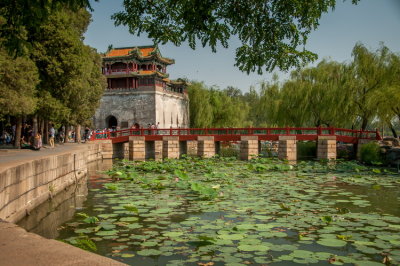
(21, 124, 58, 150)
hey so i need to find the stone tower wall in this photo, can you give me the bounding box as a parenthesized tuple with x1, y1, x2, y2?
(93, 91, 155, 129)
(155, 90, 189, 128)
(93, 90, 189, 129)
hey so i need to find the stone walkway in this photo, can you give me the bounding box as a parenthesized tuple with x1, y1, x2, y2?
(0, 220, 125, 266)
(0, 143, 91, 170)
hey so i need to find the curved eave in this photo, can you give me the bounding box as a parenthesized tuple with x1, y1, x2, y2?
(106, 71, 169, 78)
(103, 54, 174, 65)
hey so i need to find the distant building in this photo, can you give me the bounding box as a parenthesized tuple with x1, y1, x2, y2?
(93, 45, 189, 129)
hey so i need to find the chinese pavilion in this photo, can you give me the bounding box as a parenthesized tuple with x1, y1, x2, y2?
(93, 45, 189, 129)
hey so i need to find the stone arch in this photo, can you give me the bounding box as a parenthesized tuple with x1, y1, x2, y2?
(106, 115, 118, 128)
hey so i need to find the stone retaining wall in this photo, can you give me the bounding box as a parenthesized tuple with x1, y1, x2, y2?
(0, 144, 102, 223)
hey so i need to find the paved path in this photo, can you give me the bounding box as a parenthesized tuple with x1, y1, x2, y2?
(0, 143, 91, 170)
(0, 220, 126, 266)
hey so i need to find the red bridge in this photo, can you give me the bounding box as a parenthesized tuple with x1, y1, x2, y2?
(92, 127, 381, 144)
(92, 127, 381, 161)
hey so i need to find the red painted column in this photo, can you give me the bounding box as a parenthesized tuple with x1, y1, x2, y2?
(126, 78, 128, 89)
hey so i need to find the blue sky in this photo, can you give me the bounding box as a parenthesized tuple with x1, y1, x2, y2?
(84, 0, 400, 92)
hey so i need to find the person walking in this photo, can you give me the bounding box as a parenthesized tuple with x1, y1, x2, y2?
(49, 124, 55, 148)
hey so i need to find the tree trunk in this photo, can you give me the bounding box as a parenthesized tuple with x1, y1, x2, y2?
(14, 117, 22, 149)
(40, 119, 44, 136)
(75, 124, 81, 144)
(44, 120, 49, 144)
(361, 118, 368, 131)
(389, 123, 398, 138)
(32, 115, 38, 136)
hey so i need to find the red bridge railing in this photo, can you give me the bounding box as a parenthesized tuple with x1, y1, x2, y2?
(91, 127, 381, 144)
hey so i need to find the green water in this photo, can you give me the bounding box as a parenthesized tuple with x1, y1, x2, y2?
(20, 158, 400, 265)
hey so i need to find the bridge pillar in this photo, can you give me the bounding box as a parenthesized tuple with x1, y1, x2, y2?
(129, 136, 145, 161)
(163, 136, 180, 159)
(154, 141, 163, 160)
(278, 136, 297, 162)
(187, 140, 198, 157)
(317, 136, 337, 160)
(197, 136, 215, 158)
(240, 136, 259, 160)
(123, 142, 129, 159)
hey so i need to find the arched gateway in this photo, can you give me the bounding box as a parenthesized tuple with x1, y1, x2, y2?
(106, 115, 118, 128)
(93, 45, 189, 130)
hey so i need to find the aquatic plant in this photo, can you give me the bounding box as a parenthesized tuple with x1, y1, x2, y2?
(57, 157, 400, 265)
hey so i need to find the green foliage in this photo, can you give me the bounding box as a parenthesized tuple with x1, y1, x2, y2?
(31, 8, 106, 125)
(112, 0, 359, 74)
(347, 43, 399, 130)
(83, 216, 99, 224)
(104, 183, 119, 191)
(188, 43, 399, 133)
(0, 0, 94, 56)
(123, 204, 139, 214)
(64, 236, 97, 252)
(360, 142, 382, 165)
(219, 146, 239, 158)
(190, 182, 218, 199)
(0, 49, 39, 118)
(320, 215, 333, 225)
(188, 81, 250, 127)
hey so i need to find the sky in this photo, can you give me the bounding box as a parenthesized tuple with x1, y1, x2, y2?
(84, 0, 400, 92)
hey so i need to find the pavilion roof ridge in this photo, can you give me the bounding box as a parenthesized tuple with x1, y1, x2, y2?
(104, 45, 174, 65)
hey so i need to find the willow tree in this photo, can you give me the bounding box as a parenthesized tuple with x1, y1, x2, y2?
(113, 0, 359, 74)
(275, 80, 309, 127)
(252, 79, 281, 127)
(288, 60, 353, 127)
(188, 82, 213, 128)
(243, 87, 261, 126)
(346, 43, 397, 130)
(376, 52, 400, 137)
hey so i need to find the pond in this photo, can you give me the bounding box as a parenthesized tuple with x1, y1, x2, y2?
(19, 157, 400, 265)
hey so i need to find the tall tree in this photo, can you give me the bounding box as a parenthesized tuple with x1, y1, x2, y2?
(31, 8, 105, 135)
(347, 43, 397, 130)
(376, 52, 400, 137)
(288, 60, 353, 127)
(0, 0, 93, 56)
(113, 0, 358, 74)
(0, 48, 39, 147)
(188, 82, 213, 128)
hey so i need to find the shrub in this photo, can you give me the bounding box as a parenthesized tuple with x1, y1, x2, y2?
(360, 142, 382, 165)
(219, 146, 239, 158)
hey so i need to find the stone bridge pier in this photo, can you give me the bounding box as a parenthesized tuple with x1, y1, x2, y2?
(123, 135, 338, 162)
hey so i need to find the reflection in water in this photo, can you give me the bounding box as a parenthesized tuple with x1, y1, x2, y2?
(17, 160, 113, 238)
